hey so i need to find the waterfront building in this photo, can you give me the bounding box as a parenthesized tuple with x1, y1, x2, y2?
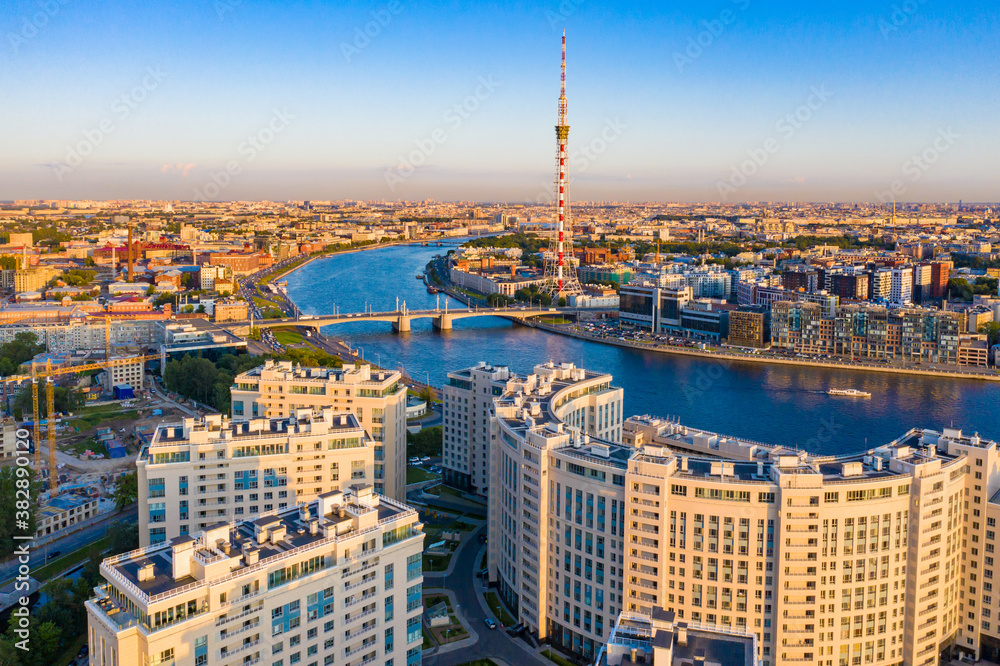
(445, 361, 623, 495)
(770, 301, 960, 364)
(488, 366, 999, 664)
(727, 307, 769, 348)
(596, 607, 757, 666)
(442, 362, 514, 494)
(137, 409, 375, 546)
(213, 299, 249, 323)
(486, 364, 624, 658)
(231, 361, 408, 501)
(958, 334, 990, 367)
(88, 487, 425, 666)
(619, 283, 660, 330)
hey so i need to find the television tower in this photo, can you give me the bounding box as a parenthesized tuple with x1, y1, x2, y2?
(543, 30, 582, 297)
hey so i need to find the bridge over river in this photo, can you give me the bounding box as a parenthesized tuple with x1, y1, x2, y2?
(221, 304, 565, 335)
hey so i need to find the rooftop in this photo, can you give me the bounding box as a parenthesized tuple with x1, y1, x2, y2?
(98, 486, 420, 608)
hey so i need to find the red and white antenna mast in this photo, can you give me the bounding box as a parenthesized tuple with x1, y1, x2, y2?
(555, 29, 569, 293)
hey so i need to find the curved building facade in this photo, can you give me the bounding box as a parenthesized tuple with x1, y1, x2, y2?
(483, 361, 997, 666)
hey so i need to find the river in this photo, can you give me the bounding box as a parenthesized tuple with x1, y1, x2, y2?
(283, 242, 999, 455)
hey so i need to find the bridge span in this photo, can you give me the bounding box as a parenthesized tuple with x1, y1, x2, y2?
(223, 305, 563, 334)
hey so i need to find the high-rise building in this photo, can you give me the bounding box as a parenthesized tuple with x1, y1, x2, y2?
(441, 362, 513, 494)
(230, 361, 408, 501)
(484, 361, 1000, 665)
(89, 487, 425, 666)
(889, 266, 913, 305)
(137, 409, 375, 546)
(444, 361, 624, 495)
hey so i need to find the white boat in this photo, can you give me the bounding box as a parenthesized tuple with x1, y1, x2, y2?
(827, 388, 871, 398)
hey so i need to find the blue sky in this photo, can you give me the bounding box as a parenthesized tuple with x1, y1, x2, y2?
(0, 0, 997, 203)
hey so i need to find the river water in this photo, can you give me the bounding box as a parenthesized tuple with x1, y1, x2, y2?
(283, 242, 999, 455)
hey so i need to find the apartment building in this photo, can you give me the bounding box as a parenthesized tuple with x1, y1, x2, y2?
(444, 361, 623, 496)
(771, 302, 960, 364)
(88, 487, 425, 666)
(889, 267, 913, 305)
(137, 409, 375, 546)
(0, 316, 164, 354)
(230, 361, 408, 501)
(487, 363, 995, 665)
(442, 362, 513, 494)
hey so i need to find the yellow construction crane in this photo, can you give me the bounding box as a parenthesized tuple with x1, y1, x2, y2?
(6, 354, 160, 494)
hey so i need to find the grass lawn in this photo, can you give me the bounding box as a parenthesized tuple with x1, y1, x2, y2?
(253, 295, 281, 309)
(539, 317, 571, 325)
(406, 466, 439, 484)
(272, 328, 305, 346)
(54, 631, 87, 666)
(422, 628, 435, 649)
(422, 553, 452, 572)
(542, 649, 576, 666)
(64, 436, 98, 456)
(484, 591, 516, 627)
(479, 550, 487, 569)
(65, 405, 139, 432)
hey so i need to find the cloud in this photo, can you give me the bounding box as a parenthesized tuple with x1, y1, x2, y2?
(161, 162, 197, 177)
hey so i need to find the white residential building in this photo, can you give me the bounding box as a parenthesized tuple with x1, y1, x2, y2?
(890, 266, 913, 305)
(137, 409, 375, 546)
(230, 361, 408, 501)
(88, 487, 425, 666)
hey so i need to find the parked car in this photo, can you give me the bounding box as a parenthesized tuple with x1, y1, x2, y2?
(484, 618, 497, 630)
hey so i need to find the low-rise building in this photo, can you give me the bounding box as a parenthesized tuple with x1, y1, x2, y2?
(596, 607, 756, 666)
(36, 494, 101, 539)
(213, 299, 249, 323)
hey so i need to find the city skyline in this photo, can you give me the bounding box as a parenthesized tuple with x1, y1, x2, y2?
(1, 0, 998, 202)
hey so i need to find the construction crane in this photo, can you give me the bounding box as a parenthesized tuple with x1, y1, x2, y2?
(4, 353, 160, 494)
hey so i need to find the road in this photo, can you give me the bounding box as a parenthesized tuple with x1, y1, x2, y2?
(422, 524, 549, 666)
(0, 505, 138, 583)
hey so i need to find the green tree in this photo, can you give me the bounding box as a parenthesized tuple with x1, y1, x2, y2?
(558, 296, 567, 307)
(406, 425, 443, 458)
(0, 332, 45, 377)
(84, 256, 97, 267)
(106, 519, 140, 553)
(146, 284, 156, 296)
(0, 466, 38, 557)
(980, 322, 1000, 347)
(113, 471, 138, 511)
(418, 385, 436, 405)
(12, 386, 84, 420)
